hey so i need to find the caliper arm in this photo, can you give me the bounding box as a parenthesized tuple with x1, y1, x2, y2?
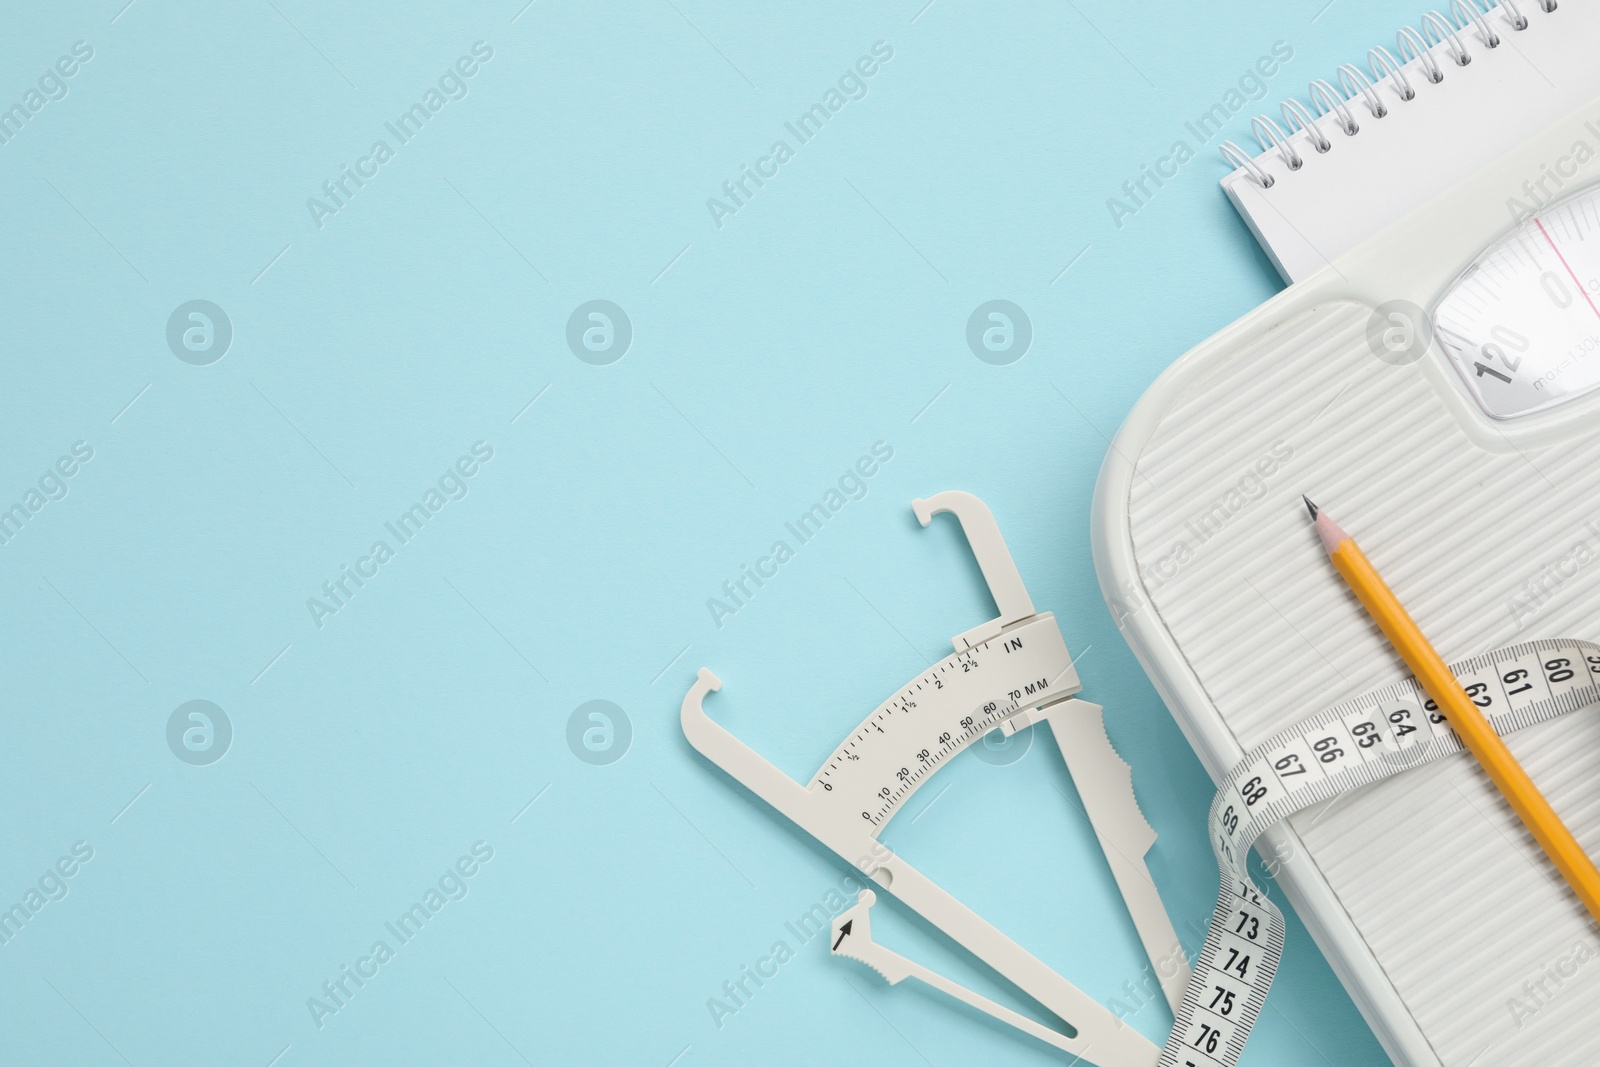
(1005, 699, 1191, 1014)
(832, 890, 1148, 1062)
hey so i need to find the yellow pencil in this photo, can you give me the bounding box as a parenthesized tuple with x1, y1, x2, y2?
(1305, 496, 1600, 927)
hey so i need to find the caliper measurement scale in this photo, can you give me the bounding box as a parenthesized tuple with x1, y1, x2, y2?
(814, 614, 1074, 830)
(683, 491, 1189, 1067)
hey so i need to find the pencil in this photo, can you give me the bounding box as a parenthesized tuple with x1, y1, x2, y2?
(1305, 496, 1600, 927)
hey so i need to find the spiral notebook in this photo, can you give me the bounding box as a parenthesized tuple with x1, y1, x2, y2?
(1220, 1, 1600, 283)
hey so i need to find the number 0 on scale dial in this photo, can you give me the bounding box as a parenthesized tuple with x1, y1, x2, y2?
(1433, 182, 1600, 419)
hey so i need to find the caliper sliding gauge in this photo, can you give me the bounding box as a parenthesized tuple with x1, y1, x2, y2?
(681, 491, 1185, 1066)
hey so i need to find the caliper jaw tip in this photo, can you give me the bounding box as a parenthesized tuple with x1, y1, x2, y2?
(681, 668, 722, 723)
(909, 492, 1038, 651)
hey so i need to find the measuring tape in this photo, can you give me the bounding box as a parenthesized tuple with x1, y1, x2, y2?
(1163, 638, 1600, 1067)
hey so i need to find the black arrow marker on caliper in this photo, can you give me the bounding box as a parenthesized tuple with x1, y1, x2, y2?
(831, 921, 852, 950)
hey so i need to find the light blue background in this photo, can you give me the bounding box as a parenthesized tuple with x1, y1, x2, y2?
(0, 2, 1400, 1064)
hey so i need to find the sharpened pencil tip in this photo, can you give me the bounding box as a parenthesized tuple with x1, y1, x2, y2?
(1302, 495, 1319, 520)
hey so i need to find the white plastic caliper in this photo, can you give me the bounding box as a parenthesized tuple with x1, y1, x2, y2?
(681, 491, 1185, 1066)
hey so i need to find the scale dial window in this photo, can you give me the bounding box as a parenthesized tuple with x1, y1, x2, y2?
(1433, 184, 1600, 419)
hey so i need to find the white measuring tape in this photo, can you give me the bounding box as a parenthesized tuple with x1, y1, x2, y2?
(1164, 638, 1600, 1067)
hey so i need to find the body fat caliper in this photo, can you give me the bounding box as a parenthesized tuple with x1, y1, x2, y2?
(680, 491, 1186, 1066)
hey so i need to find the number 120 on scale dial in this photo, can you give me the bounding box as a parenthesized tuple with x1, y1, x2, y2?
(1433, 183, 1600, 420)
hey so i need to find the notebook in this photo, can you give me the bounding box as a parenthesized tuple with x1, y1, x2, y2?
(1096, 8, 1600, 1064)
(1221, 1, 1600, 283)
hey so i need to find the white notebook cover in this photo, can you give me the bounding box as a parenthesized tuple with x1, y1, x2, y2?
(1221, 1, 1600, 283)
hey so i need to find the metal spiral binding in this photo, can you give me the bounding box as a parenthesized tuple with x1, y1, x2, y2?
(1219, 0, 1557, 187)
